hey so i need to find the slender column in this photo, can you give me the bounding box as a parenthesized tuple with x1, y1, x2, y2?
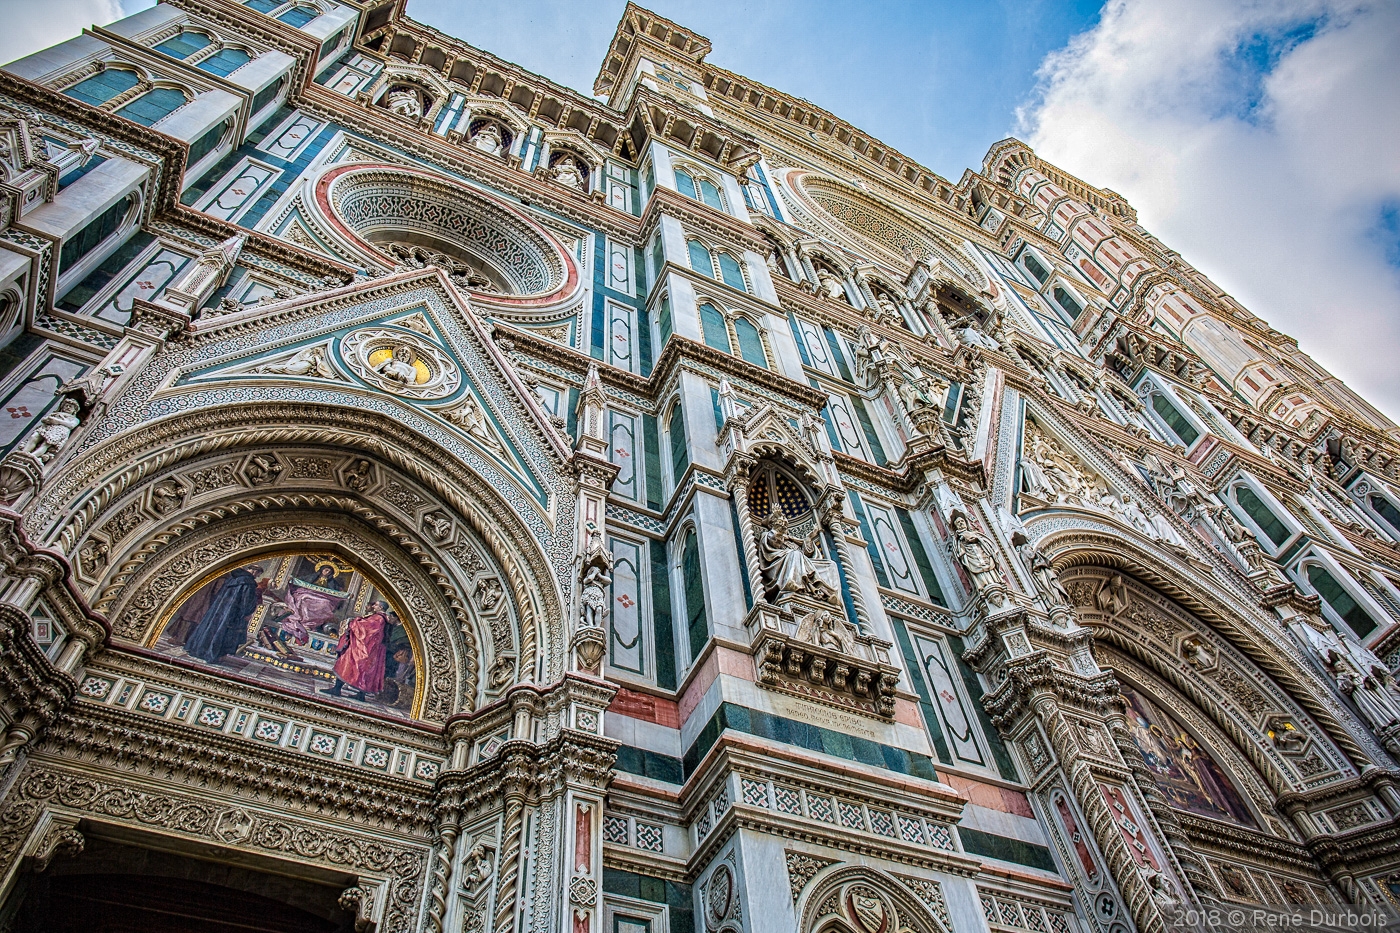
(726, 465, 769, 610)
(826, 508, 872, 631)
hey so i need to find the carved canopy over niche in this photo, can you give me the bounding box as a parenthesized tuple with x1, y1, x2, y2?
(311, 163, 580, 304)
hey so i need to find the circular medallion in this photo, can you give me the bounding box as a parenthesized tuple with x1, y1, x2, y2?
(342, 328, 461, 399)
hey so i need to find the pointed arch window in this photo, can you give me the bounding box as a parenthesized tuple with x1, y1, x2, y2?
(716, 252, 746, 291)
(687, 239, 713, 278)
(64, 68, 140, 107)
(1149, 391, 1200, 446)
(116, 87, 189, 126)
(698, 302, 730, 353)
(667, 402, 688, 483)
(186, 119, 230, 166)
(198, 48, 253, 77)
(155, 31, 212, 60)
(59, 193, 134, 273)
(1234, 485, 1290, 546)
(697, 178, 723, 210)
(734, 317, 767, 368)
(1021, 251, 1050, 284)
(674, 167, 724, 210)
(680, 527, 708, 661)
(1370, 493, 1400, 534)
(1306, 564, 1378, 638)
(1052, 285, 1083, 321)
(674, 168, 698, 200)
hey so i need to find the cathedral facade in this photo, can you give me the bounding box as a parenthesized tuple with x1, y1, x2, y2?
(0, 1, 1397, 930)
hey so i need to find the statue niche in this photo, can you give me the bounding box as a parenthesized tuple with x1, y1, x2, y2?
(747, 464, 840, 611)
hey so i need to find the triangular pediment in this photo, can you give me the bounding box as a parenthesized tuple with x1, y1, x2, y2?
(127, 270, 570, 522)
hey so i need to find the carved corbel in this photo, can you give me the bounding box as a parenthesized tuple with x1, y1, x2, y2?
(339, 883, 381, 933)
(26, 815, 83, 874)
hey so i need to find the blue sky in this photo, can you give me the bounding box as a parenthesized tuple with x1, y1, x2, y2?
(8, 0, 1400, 421)
(408, 0, 1105, 179)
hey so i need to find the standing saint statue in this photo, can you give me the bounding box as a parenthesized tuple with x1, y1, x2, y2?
(1020, 539, 1070, 608)
(951, 513, 1003, 603)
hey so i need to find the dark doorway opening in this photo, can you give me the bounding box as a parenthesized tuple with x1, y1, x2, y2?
(8, 834, 361, 933)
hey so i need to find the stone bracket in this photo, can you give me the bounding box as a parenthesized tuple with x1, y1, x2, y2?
(747, 604, 900, 718)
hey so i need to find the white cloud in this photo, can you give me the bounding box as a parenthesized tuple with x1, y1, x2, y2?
(0, 0, 129, 68)
(1017, 0, 1400, 422)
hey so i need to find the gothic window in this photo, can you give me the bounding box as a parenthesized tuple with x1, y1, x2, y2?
(58, 194, 135, 274)
(278, 5, 320, 27)
(186, 119, 231, 166)
(698, 302, 730, 353)
(674, 167, 697, 200)
(154, 30, 212, 60)
(1370, 493, 1400, 534)
(687, 239, 712, 278)
(656, 292, 673, 346)
(116, 86, 190, 126)
(245, 0, 279, 11)
(251, 76, 285, 116)
(198, 48, 253, 77)
(1305, 564, 1378, 638)
(674, 167, 724, 210)
(1147, 390, 1200, 446)
(64, 68, 139, 107)
(734, 317, 768, 368)
(649, 236, 665, 289)
(679, 525, 708, 663)
(1233, 484, 1291, 546)
(1052, 284, 1083, 321)
(1021, 249, 1050, 284)
(716, 252, 746, 291)
(686, 239, 747, 293)
(667, 401, 688, 488)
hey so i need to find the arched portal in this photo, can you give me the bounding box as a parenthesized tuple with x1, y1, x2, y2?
(1051, 562, 1353, 904)
(30, 398, 570, 716)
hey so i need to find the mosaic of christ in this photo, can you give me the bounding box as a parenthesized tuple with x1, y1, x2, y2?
(1121, 686, 1255, 826)
(154, 553, 420, 717)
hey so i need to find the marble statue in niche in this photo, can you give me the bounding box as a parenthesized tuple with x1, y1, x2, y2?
(551, 154, 586, 191)
(385, 86, 423, 120)
(756, 506, 840, 604)
(471, 121, 505, 157)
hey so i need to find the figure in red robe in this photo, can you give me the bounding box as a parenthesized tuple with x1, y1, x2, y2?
(322, 599, 389, 700)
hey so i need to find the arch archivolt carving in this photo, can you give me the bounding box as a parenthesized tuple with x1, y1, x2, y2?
(31, 404, 567, 686)
(780, 170, 986, 291)
(798, 865, 950, 933)
(110, 506, 474, 722)
(1053, 562, 1358, 797)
